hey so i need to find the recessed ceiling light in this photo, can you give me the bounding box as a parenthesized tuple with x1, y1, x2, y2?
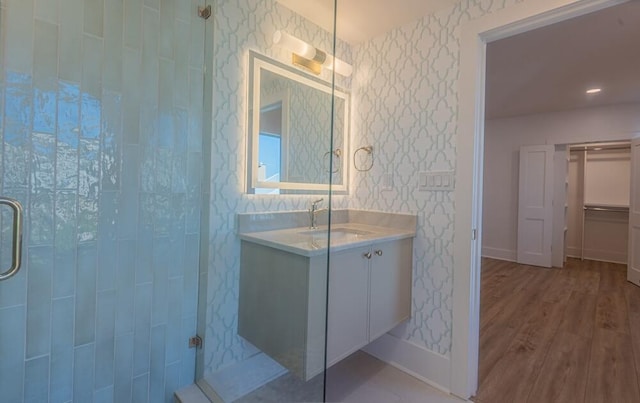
(586, 88, 602, 94)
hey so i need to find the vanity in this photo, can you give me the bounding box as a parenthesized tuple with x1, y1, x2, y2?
(237, 210, 416, 381)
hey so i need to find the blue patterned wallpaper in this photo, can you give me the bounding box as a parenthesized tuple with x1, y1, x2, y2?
(350, 0, 527, 355)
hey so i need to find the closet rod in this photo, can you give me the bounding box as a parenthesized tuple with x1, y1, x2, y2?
(570, 145, 631, 152)
(583, 206, 629, 212)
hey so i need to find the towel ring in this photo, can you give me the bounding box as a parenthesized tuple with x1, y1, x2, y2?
(354, 146, 373, 172)
(324, 148, 342, 174)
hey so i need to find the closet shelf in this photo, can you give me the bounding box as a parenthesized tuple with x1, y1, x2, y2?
(583, 203, 629, 212)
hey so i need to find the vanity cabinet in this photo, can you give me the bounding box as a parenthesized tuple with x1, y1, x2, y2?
(238, 236, 413, 381)
(327, 238, 413, 366)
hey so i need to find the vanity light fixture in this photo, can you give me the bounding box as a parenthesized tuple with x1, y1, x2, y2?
(273, 30, 353, 77)
(586, 88, 602, 94)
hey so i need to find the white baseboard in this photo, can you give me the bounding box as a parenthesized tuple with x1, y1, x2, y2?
(566, 247, 627, 264)
(481, 246, 516, 262)
(362, 333, 451, 393)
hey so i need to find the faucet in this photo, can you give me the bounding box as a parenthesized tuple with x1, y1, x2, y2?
(308, 198, 328, 229)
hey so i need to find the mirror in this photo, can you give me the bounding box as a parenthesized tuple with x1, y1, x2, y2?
(247, 51, 349, 194)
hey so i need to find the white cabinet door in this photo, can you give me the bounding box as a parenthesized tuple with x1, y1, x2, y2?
(517, 145, 554, 267)
(369, 239, 413, 340)
(327, 246, 370, 366)
(628, 138, 640, 286)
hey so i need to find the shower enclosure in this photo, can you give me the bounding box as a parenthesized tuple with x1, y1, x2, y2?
(0, 0, 209, 401)
(0, 0, 343, 402)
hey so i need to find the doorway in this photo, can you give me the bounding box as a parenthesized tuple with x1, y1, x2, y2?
(452, 0, 637, 398)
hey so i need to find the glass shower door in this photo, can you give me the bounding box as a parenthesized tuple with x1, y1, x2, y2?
(0, 1, 208, 402)
(194, 0, 343, 401)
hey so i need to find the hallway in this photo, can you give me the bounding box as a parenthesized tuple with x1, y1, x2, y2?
(475, 258, 640, 402)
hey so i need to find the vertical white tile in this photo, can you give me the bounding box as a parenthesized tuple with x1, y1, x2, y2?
(122, 48, 141, 144)
(149, 324, 167, 403)
(53, 191, 77, 299)
(124, 0, 142, 50)
(165, 276, 183, 364)
(50, 296, 74, 403)
(151, 236, 169, 325)
(4, 0, 35, 73)
(81, 34, 103, 98)
(33, 20, 59, 89)
(133, 283, 152, 376)
(24, 356, 50, 403)
(159, 0, 175, 60)
(114, 334, 134, 402)
(0, 306, 26, 402)
(94, 290, 116, 389)
(35, 0, 59, 24)
(132, 373, 149, 403)
(73, 343, 95, 402)
(118, 145, 140, 240)
(83, 0, 104, 38)
(97, 192, 118, 292)
(59, 0, 84, 82)
(26, 246, 53, 359)
(103, 0, 124, 91)
(115, 240, 136, 336)
(141, 7, 160, 104)
(74, 243, 97, 345)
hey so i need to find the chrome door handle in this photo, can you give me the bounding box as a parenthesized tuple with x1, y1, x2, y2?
(375, 250, 383, 256)
(0, 197, 24, 281)
(363, 252, 372, 259)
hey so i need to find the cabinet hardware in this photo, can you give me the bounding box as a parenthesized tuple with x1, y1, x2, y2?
(363, 252, 372, 259)
(375, 250, 383, 256)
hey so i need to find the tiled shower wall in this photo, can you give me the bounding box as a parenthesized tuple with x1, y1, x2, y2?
(0, 0, 206, 402)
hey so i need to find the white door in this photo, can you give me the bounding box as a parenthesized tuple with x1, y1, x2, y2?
(517, 145, 554, 267)
(628, 138, 640, 286)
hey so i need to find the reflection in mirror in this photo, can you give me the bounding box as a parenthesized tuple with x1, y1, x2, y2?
(247, 51, 349, 194)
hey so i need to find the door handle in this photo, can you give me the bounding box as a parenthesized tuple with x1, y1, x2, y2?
(0, 197, 24, 281)
(363, 252, 372, 259)
(375, 250, 383, 256)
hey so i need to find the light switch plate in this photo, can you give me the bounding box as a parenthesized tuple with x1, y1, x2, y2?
(418, 171, 455, 191)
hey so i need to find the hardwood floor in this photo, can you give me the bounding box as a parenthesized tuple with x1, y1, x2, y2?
(475, 258, 640, 403)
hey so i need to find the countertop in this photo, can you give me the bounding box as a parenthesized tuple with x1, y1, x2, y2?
(239, 222, 416, 257)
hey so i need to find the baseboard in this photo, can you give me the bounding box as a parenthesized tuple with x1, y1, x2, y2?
(361, 333, 451, 393)
(481, 246, 516, 262)
(566, 247, 627, 264)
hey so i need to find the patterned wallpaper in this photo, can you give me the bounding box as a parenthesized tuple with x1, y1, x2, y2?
(349, 0, 526, 355)
(203, 0, 350, 373)
(204, 0, 533, 376)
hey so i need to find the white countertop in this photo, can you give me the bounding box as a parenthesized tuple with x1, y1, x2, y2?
(239, 222, 416, 257)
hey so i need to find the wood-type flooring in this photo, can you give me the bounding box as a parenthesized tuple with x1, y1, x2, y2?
(475, 258, 640, 403)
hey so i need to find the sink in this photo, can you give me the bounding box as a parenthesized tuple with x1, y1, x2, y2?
(298, 227, 373, 240)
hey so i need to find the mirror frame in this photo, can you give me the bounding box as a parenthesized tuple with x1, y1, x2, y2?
(247, 51, 349, 193)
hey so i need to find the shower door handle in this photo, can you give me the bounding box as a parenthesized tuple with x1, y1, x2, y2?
(0, 197, 24, 281)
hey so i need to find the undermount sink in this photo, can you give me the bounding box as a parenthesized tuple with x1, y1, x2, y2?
(298, 227, 373, 239)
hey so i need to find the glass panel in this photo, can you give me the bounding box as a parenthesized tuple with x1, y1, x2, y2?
(0, 1, 207, 402)
(194, 0, 340, 401)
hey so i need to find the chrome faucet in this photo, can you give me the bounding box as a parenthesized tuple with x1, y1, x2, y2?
(309, 198, 328, 229)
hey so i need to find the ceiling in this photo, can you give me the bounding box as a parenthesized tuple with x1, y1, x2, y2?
(276, 1, 640, 119)
(486, 1, 640, 119)
(276, 0, 459, 44)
